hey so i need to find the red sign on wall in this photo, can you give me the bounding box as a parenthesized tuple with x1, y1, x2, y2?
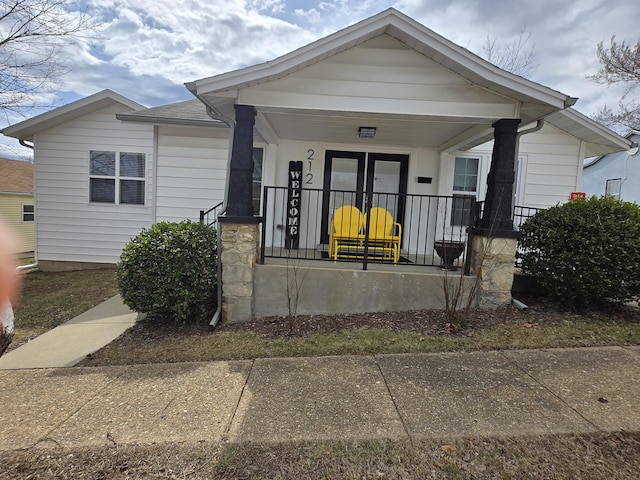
(570, 192, 586, 201)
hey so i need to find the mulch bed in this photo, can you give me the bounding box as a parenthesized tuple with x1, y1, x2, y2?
(126, 294, 635, 341)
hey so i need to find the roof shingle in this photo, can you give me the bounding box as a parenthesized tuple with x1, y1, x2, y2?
(0, 158, 34, 194)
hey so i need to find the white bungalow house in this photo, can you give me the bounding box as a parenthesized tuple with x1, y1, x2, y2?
(583, 131, 640, 203)
(2, 8, 632, 320)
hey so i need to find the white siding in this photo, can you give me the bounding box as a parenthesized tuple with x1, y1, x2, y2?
(238, 35, 517, 119)
(34, 104, 154, 264)
(517, 124, 582, 208)
(155, 125, 229, 222)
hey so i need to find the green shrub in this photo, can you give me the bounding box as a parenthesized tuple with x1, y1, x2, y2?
(517, 196, 640, 309)
(117, 220, 217, 322)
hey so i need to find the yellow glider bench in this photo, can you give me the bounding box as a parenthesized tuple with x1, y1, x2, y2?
(329, 205, 402, 263)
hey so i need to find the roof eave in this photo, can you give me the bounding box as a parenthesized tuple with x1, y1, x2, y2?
(116, 113, 227, 128)
(2, 89, 144, 140)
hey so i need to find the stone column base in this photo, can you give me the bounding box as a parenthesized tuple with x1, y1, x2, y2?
(470, 235, 517, 308)
(220, 222, 260, 323)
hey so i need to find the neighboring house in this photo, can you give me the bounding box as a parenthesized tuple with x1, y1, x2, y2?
(583, 132, 640, 203)
(0, 158, 34, 254)
(1, 8, 633, 318)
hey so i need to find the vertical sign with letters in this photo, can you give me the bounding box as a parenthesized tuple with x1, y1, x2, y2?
(286, 161, 303, 249)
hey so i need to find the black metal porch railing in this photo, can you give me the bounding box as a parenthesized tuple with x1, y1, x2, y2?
(260, 186, 476, 269)
(199, 201, 225, 226)
(513, 205, 540, 229)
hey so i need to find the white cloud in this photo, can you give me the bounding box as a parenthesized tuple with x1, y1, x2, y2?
(83, 0, 317, 85)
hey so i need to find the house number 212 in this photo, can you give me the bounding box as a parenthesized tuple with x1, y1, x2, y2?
(306, 149, 314, 185)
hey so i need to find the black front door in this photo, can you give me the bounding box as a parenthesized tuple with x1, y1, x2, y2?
(320, 150, 408, 244)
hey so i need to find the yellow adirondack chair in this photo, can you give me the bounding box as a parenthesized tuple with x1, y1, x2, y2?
(329, 205, 364, 260)
(364, 207, 402, 263)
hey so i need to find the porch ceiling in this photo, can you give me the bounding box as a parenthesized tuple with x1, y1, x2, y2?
(257, 107, 492, 149)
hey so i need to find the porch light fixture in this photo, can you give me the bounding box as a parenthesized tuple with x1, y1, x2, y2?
(358, 127, 376, 138)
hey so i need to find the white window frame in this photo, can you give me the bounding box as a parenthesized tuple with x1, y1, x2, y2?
(22, 203, 34, 222)
(451, 156, 480, 227)
(605, 178, 621, 200)
(89, 150, 146, 205)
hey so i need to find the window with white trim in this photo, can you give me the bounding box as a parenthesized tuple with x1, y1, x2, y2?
(22, 204, 34, 222)
(451, 156, 480, 226)
(90, 151, 146, 205)
(605, 178, 621, 200)
(252, 147, 264, 214)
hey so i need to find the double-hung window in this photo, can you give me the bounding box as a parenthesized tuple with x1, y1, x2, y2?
(22, 204, 34, 222)
(605, 178, 621, 200)
(90, 151, 146, 205)
(451, 156, 479, 226)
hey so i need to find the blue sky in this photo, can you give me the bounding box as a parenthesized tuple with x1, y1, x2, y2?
(2, 0, 639, 159)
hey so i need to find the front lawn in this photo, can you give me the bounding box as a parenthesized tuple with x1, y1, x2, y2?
(9, 268, 118, 351)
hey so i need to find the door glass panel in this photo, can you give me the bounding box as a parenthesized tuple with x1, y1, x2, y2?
(330, 157, 360, 226)
(372, 160, 400, 219)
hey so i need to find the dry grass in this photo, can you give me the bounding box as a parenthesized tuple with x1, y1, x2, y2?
(9, 268, 118, 350)
(1, 431, 639, 479)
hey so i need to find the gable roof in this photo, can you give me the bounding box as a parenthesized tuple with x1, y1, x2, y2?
(0, 158, 33, 194)
(116, 99, 226, 127)
(2, 90, 144, 141)
(187, 8, 576, 125)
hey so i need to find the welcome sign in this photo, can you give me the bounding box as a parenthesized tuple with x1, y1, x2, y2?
(286, 161, 303, 249)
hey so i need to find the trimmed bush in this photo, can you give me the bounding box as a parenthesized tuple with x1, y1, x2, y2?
(517, 196, 640, 309)
(117, 220, 217, 322)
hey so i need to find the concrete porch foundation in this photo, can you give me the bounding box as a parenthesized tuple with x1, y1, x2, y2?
(253, 261, 475, 318)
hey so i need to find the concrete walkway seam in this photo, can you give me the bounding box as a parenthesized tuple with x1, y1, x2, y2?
(496, 350, 601, 431)
(373, 354, 413, 442)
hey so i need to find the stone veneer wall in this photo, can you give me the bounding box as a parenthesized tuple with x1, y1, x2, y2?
(220, 223, 260, 323)
(470, 235, 517, 308)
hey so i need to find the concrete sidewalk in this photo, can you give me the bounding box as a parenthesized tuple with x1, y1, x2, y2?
(1, 347, 639, 451)
(0, 295, 137, 370)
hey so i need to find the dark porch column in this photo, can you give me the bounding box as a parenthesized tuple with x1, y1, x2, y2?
(219, 103, 260, 323)
(477, 118, 521, 236)
(471, 118, 521, 309)
(225, 104, 257, 218)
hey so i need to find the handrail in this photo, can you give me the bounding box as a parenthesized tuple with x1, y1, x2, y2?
(200, 201, 225, 226)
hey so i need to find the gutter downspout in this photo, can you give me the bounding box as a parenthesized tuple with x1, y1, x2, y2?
(195, 94, 235, 328)
(513, 118, 545, 202)
(19, 139, 34, 150)
(211, 220, 223, 328)
(18, 138, 37, 271)
(516, 119, 545, 142)
(510, 119, 544, 306)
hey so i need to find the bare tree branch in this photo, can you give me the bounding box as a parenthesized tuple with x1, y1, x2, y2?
(589, 36, 640, 131)
(481, 26, 538, 79)
(0, 0, 98, 115)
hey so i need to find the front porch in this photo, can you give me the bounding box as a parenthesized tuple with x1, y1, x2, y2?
(211, 188, 540, 322)
(190, 10, 572, 323)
